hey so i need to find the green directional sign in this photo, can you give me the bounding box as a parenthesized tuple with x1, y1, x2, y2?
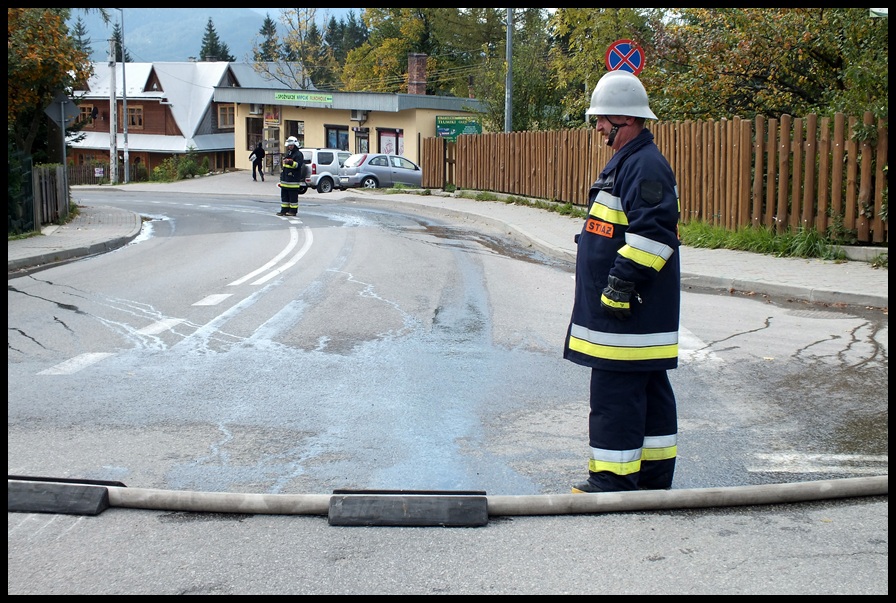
(436, 116, 482, 142)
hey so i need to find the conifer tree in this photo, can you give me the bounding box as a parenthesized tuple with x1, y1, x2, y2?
(111, 21, 132, 62)
(71, 16, 93, 55)
(255, 14, 279, 62)
(199, 17, 235, 62)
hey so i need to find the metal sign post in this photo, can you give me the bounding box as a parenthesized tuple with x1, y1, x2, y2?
(118, 8, 129, 183)
(44, 92, 79, 205)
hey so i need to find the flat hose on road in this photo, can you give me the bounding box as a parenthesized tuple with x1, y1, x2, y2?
(100, 475, 887, 516)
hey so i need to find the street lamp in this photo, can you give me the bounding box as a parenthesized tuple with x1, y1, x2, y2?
(115, 8, 129, 183)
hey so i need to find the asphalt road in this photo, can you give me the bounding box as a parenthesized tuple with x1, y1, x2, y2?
(8, 182, 888, 595)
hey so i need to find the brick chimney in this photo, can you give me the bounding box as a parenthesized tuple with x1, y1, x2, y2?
(408, 53, 427, 95)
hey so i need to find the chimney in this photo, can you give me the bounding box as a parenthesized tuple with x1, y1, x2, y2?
(408, 53, 427, 95)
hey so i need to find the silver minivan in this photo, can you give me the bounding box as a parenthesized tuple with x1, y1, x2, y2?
(299, 148, 352, 193)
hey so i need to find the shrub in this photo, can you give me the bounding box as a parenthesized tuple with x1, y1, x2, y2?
(152, 157, 179, 182)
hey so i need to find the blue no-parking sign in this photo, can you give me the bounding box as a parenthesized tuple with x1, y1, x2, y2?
(605, 39, 645, 75)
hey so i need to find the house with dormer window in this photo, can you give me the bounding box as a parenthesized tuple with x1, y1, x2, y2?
(68, 55, 483, 180)
(68, 61, 266, 176)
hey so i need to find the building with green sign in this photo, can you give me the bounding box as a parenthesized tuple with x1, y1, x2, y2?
(68, 56, 485, 177)
(435, 116, 483, 142)
(217, 57, 485, 171)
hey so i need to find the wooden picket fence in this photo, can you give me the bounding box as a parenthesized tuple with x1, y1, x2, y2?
(421, 112, 888, 245)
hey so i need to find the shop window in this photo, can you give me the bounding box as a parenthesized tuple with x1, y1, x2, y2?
(325, 125, 349, 150)
(247, 116, 264, 151)
(353, 127, 370, 154)
(284, 120, 305, 147)
(377, 128, 404, 155)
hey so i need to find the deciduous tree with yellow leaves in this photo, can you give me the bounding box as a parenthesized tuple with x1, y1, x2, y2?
(8, 8, 95, 158)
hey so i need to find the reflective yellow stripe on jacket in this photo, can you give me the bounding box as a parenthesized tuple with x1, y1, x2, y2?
(589, 190, 675, 272)
(589, 190, 628, 225)
(568, 325, 678, 362)
(619, 232, 674, 272)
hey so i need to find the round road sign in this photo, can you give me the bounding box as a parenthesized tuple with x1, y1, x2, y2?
(605, 39, 645, 75)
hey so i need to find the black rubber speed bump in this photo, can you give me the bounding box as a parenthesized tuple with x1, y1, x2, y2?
(328, 489, 488, 527)
(8, 475, 126, 516)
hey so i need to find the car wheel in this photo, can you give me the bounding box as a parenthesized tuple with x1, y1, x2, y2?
(317, 177, 334, 194)
(361, 176, 379, 188)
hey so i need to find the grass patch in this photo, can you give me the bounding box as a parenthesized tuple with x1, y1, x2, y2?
(453, 189, 588, 219)
(386, 184, 431, 195)
(679, 221, 850, 262)
(451, 189, 878, 265)
(7, 230, 41, 241)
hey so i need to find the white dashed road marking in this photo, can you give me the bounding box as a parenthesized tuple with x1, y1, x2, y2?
(38, 353, 115, 375)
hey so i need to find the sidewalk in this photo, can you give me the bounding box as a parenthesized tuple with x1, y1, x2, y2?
(8, 170, 888, 310)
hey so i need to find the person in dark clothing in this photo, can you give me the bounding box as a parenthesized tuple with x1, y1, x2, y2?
(277, 136, 304, 216)
(564, 70, 681, 494)
(250, 142, 266, 182)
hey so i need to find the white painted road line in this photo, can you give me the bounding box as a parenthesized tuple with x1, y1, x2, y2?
(137, 318, 185, 335)
(229, 226, 301, 287)
(38, 353, 115, 375)
(193, 294, 233, 306)
(749, 452, 888, 475)
(252, 225, 314, 285)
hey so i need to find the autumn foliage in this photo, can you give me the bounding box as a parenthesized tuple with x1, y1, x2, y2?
(8, 8, 92, 153)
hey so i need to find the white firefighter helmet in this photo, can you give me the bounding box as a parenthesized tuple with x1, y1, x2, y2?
(586, 70, 657, 120)
(285, 136, 298, 146)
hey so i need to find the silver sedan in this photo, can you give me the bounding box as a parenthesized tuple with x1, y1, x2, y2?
(339, 153, 423, 189)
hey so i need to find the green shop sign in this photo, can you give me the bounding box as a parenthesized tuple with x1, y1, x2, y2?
(274, 92, 334, 103)
(436, 116, 482, 142)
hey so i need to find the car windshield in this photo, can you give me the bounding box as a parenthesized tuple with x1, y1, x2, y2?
(344, 154, 366, 168)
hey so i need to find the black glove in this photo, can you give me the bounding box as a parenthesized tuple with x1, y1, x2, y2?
(601, 275, 635, 320)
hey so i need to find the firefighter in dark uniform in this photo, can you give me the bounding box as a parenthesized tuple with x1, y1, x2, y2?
(277, 136, 304, 216)
(564, 70, 681, 493)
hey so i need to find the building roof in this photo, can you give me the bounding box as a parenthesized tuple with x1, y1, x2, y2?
(69, 61, 271, 153)
(76, 61, 230, 132)
(71, 131, 236, 154)
(227, 61, 314, 91)
(68, 61, 483, 154)
(212, 87, 484, 114)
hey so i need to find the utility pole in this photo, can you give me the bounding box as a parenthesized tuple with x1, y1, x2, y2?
(118, 9, 129, 183)
(504, 8, 513, 133)
(109, 37, 118, 185)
